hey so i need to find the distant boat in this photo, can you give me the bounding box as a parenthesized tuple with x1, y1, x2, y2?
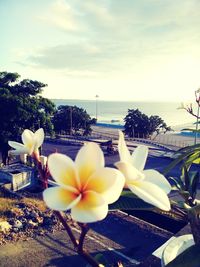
(111, 119, 120, 123)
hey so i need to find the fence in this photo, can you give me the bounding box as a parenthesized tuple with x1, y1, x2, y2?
(46, 128, 199, 151)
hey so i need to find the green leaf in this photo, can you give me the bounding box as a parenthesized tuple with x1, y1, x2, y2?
(163, 152, 191, 175)
(179, 190, 190, 200)
(193, 158, 200, 164)
(185, 152, 200, 167)
(189, 171, 199, 199)
(168, 176, 184, 190)
(109, 190, 154, 210)
(163, 148, 200, 175)
(177, 143, 200, 154)
(166, 244, 200, 267)
(182, 166, 190, 191)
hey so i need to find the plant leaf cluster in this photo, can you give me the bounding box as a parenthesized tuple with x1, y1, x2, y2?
(161, 120, 200, 266)
(164, 134, 200, 205)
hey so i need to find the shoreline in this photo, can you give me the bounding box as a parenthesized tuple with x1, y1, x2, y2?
(96, 121, 198, 133)
(92, 124, 200, 148)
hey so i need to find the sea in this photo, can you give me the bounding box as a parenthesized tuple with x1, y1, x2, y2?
(52, 99, 195, 131)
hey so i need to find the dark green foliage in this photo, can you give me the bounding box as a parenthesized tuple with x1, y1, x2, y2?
(0, 72, 20, 88)
(0, 71, 55, 163)
(10, 79, 46, 96)
(124, 108, 171, 138)
(165, 131, 200, 206)
(53, 105, 95, 136)
(109, 190, 154, 210)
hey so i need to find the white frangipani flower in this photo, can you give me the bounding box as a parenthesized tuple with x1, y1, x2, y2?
(115, 131, 171, 211)
(43, 142, 125, 223)
(8, 128, 44, 156)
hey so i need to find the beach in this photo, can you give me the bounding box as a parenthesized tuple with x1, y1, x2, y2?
(92, 125, 200, 148)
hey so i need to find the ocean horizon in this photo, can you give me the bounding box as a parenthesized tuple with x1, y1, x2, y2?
(52, 99, 195, 130)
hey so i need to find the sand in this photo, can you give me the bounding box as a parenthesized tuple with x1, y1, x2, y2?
(92, 125, 200, 148)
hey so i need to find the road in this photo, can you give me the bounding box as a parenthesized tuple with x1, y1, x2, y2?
(42, 141, 198, 178)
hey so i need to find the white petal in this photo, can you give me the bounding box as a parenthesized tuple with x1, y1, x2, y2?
(71, 202, 108, 223)
(8, 141, 27, 151)
(115, 161, 144, 184)
(34, 128, 44, 149)
(131, 145, 148, 171)
(128, 181, 171, 211)
(86, 167, 125, 204)
(143, 170, 171, 194)
(43, 186, 81, 211)
(75, 142, 105, 184)
(22, 129, 35, 154)
(22, 129, 34, 145)
(48, 153, 79, 193)
(118, 131, 132, 163)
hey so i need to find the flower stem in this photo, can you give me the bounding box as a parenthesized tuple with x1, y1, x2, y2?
(78, 224, 101, 266)
(33, 156, 48, 189)
(54, 211, 78, 247)
(54, 212, 100, 266)
(78, 223, 89, 252)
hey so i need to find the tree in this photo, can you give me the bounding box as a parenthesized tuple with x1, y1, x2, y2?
(53, 105, 95, 136)
(149, 115, 172, 138)
(0, 71, 55, 164)
(124, 109, 149, 138)
(124, 109, 171, 138)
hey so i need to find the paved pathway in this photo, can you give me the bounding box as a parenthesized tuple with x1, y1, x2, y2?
(0, 212, 172, 267)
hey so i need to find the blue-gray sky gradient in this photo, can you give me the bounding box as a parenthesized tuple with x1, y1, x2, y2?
(1, 0, 200, 101)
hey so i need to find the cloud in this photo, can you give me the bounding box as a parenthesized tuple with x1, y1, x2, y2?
(80, 0, 115, 28)
(39, 0, 80, 32)
(28, 42, 121, 73)
(16, 0, 200, 79)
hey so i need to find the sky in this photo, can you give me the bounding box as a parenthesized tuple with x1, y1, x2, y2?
(1, 0, 200, 102)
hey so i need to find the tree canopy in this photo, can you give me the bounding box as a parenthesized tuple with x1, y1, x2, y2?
(0, 71, 55, 163)
(53, 105, 95, 136)
(124, 108, 171, 138)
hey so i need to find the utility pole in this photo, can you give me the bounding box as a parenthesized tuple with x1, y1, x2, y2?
(70, 106, 73, 135)
(95, 95, 99, 121)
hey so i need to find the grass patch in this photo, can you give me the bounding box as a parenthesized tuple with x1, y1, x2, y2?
(0, 189, 18, 220)
(22, 197, 47, 212)
(0, 188, 47, 221)
(0, 198, 17, 221)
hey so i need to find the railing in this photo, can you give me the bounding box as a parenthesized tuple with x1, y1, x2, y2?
(46, 127, 200, 152)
